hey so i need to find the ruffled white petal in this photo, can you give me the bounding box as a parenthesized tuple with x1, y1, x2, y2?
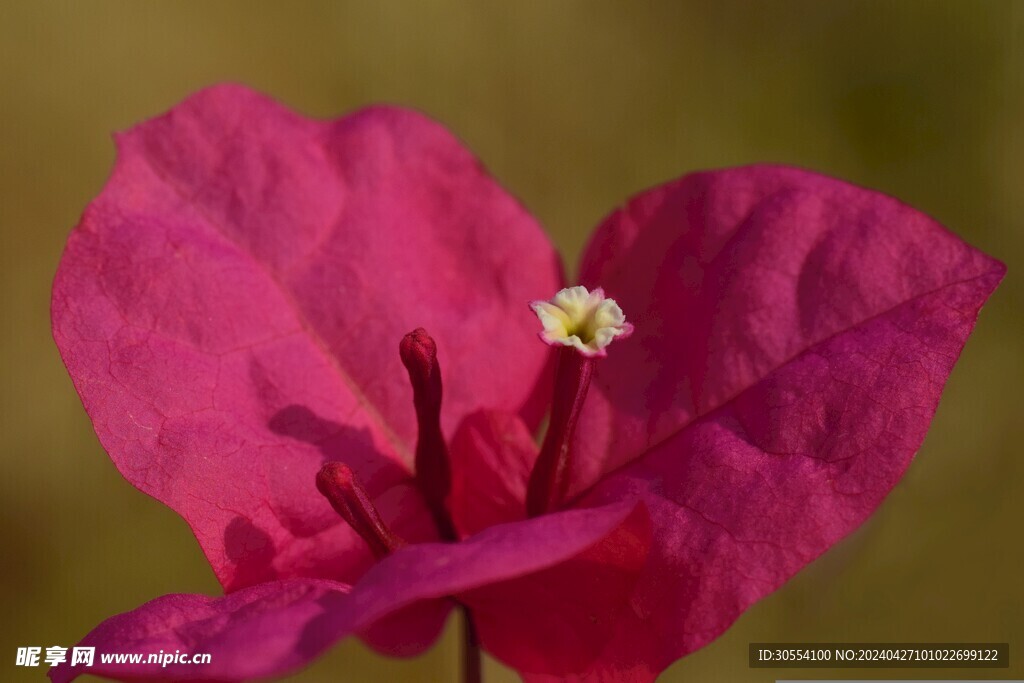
(530, 286, 633, 357)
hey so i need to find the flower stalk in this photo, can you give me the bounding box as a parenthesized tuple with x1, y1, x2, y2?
(462, 608, 482, 683)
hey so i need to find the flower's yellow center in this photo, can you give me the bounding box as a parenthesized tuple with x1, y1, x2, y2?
(530, 286, 633, 357)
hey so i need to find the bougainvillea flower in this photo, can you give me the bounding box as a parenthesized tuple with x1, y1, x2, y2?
(51, 84, 1003, 682)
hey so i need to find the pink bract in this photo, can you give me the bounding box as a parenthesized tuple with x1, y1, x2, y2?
(51, 84, 1003, 682)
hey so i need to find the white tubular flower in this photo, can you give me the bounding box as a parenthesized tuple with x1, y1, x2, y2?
(529, 286, 634, 358)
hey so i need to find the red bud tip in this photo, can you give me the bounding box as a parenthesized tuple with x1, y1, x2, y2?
(400, 328, 439, 388)
(316, 462, 403, 558)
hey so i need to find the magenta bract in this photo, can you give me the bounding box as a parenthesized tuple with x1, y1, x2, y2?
(51, 84, 1003, 682)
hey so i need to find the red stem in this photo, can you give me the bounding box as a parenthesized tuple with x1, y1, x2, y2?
(462, 607, 482, 683)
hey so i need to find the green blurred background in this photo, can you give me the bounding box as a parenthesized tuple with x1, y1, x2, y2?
(2, 1, 1021, 681)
